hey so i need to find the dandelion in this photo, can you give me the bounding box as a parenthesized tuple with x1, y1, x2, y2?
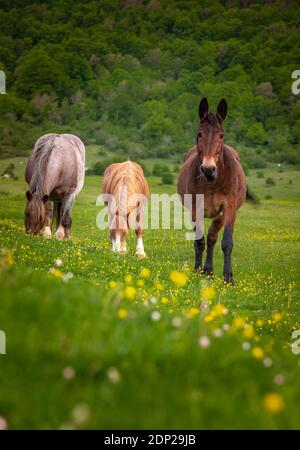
(55, 258, 63, 267)
(151, 311, 161, 321)
(242, 341, 251, 351)
(251, 346, 264, 359)
(161, 297, 168, 304)
(63, 366, 76, 380)
(213, 303, 228, 316)
(213, 328, 223, 338)
(124, 274, 133, 284)
(243, 324, 255, 339)
(199, 336, 210, 349)
(232, 316, 245, 329)
(108, 280, 117, 289)
(117, 308, 128, 319)
(155, 282, 164, 291)
(256, 319, 264, 327)
(107, 367, 121, 384)
(136, 279, 144, 287)
(49, 268, 62, 278)
(140, 267, 150, 278)
(263, 358, 273, 368)
(62, 272, 74, 282)
(201, 286, 215, 302)
(172, 317, 182, 328)
(263, 393, 285, 414)
(150, 296, 157, 305)
(274, 374, 285, 385)
(71, 403, 91, 426)
(170, 270, 188, 287)
(189, 307, 200, 317)
(272, 312, 282, 321)
(123, 286, 136, 299)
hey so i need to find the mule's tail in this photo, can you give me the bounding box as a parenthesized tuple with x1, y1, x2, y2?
(246, 185, 259, 204)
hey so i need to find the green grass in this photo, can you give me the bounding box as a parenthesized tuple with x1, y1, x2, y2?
(0, 153, 300, 429)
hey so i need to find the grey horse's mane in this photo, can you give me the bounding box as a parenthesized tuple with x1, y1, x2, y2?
(29, 134, 57, 196)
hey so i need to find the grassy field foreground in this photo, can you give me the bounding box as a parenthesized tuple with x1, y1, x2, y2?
(0, 157, 300, 429)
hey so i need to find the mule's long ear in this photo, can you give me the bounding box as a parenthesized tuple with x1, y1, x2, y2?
(26, 190, 32, 201)
(199, 97, 209, 121)
(42, 194, 49, 204)
(217, 98, 227, 122)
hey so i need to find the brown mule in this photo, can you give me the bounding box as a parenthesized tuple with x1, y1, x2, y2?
(178, 98, 247, 283)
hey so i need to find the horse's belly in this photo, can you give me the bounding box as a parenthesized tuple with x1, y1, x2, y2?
(204, 194, 225, 218)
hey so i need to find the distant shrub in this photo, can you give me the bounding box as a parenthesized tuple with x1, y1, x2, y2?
(265, 177, 275, 186)
(288, 179, 293, 185)
(161, 173, 174, 185)
(256, 171, 264, 178)
(152, 163, 169, 177)
(265, 195, 272, 200)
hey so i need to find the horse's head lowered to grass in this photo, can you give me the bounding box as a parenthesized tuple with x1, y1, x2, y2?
(24, 191, 48, 235)
(196, 97, 227, 182)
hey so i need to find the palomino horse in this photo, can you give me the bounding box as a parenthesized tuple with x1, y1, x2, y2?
(103, 161, 149, 257)
(178, 98, 247, 283)
(25, 133, 85, 239)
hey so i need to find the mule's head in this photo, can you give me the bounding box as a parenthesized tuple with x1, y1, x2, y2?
(25, 191, 48, 235)
(196, 97, 227, 182)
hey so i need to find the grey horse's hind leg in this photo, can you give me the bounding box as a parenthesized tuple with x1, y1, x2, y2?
(43, 200, 52, 239)
(55, 194, 75, 240)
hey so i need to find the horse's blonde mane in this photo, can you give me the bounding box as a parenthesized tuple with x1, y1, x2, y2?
(29, 134, 58, 196)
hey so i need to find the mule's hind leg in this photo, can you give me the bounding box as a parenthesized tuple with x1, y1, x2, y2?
(55, 195, 74, 240)
(221, 207, 236, 284)
(204, 216, 224, 276)
(43, 200, 52, 239)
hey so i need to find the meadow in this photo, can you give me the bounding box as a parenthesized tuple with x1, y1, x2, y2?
(0, 150, 300, 430)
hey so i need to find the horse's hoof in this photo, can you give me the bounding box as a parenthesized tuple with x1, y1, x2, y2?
(55, 231, 64, 240)
(203, 266, 213, 277)
(194, 265, 203, 273)
(43, 232, 52, 239)
(224, 274, 234, 285)
(135, 250, 147, 259)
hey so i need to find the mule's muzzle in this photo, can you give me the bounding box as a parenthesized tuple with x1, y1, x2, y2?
(200, 165, 217, 182)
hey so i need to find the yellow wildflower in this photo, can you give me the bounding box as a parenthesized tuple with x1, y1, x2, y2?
(189, 307, 200, 317)
(140, 267, 150, 278)
(263, 393, 285, 414)
(213, 303, 228, 316)
(123, 286, 136, 299)
(117, 308, 128, 319)
(124, 274, 133, 284)
(256, 319, 264, 327)
(108, 280, 117, 289)
(170, 270, 188, 287)
(201, 286, 216, 301)
(251, 346, 264, 359)
(232, 316, 245, 329)
(155, 282, 164, 291)
(243, 324, 255, 339)
(136, 279, 144, 287)
(161, 297, 168, 304)
(272, 312, 282, 321)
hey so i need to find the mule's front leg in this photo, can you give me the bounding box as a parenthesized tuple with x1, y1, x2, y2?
(194, 236, 205, 271)
(204, 216, 223, 276)
(221, 225, 234, 284)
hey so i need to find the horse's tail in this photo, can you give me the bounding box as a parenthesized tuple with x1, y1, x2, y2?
(52, 202, 62, 230)
(246, 185, 259, 204)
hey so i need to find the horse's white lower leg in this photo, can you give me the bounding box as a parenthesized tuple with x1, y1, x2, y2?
(43, 226, 52, 239)
(112, 234, 121, 252)
(135, 237, 146, 258)
(55, 224, 65, 240)
(120, 241, 127, 253)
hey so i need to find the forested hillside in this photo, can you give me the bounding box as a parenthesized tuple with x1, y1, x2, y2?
(0, 0, 299, 168)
